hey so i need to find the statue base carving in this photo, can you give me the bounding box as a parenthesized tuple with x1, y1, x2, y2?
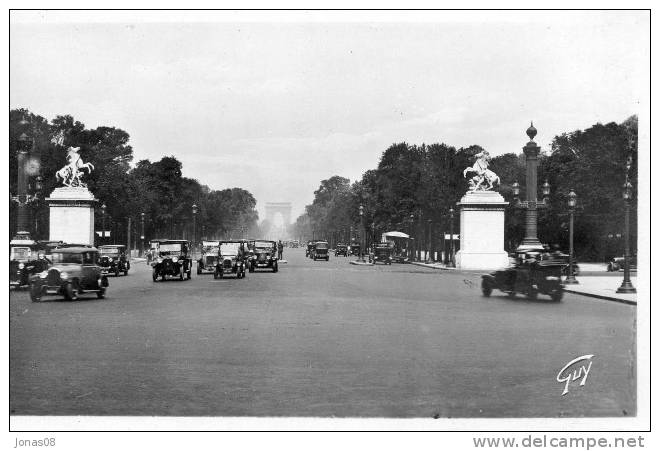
(46, 187, 97, 246)
(455, 191, 510, 270)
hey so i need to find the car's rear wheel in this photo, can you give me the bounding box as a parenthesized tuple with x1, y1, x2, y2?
(481, 279, 492, 297)
(550, 288, 563, 302)
(30, 284, 42, 302)
(97, 287, 106, 299)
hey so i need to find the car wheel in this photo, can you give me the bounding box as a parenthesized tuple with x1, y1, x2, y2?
(114, 267, 120, 277)
(197, 265, 202, 275)
(152, 269, 158, 281)
(187, 270, 191, 280)
(63, 282, 78, 301)
(527, 286, 538, 301)
(550, 288, 563, 302)
(124, 269, 129, 276)
(161, 273, 167, 281)
(30, 284, 42, 302)
(179, 269, 184, 281)
(481, 279, 492, 297)
(249, 263, 254, 273)
(214, 268, 219, 279)
(97, 287, 106, 299)
(273, 263, 278, 273)
(607, 263, 613, 272)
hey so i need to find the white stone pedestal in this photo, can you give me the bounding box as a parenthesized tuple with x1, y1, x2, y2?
(455, 191, 510, 270)
(46, 187, 97, 246)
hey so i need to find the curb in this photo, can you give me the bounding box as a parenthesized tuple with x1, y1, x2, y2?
(562, 288, 637, 306)
(349, 260, 374, 266)
(410, 261, 456, 271)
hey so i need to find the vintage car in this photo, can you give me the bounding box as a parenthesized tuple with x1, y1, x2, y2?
(481, 251, 564, 302)
(29, 247, 109, 302)
(311, 241, 330, 261)
(306, 241, 316, 258)
(249, 240, 279, 272)
(369, 243, 393, 265)
(197, 240, 220, 274)
(98, 244, 130, 276)
(334, 243, 348, 257)
(151, 239, 192, 281)
(214, 240, 247, 279)
(349, 243, 361, 257)
(10, 240, 50, 288)
(607, 256, 637, 272)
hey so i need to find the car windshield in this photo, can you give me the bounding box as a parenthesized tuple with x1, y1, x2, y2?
(52, 252, 84, 264)
(159, 243, 183, 255)
(203, 246, 219, 253)
(254, 241, 274, 250)
(11, 247, 31, 260)
(316, 242, 328, 249)
(219, 243, 240, 255)
(100, 248, 120, 255)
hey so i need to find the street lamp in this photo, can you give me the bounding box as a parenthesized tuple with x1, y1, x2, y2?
(140, 212, 145, 257)
(617, 166, 636, 293)
(359, 204, 366, 262)
(12, 115, 41, 242)
(101, 203, 107, 245)
(512, 123, 551, 251)
(192, 204, 198, 259)
(565, 190, 579, 285)
(408, 213, 415, 262)
(449, 208, 455, 267)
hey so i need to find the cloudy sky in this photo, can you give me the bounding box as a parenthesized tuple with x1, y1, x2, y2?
(10, 11, 649, 219)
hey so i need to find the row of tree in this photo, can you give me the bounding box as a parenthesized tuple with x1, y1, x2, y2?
(293, 117, 638, 261)
(10, 109, 261, 248)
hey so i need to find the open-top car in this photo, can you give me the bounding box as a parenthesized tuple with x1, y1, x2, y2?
(10, 239, 50, 288)
(214, 241, 247, 279)
(29, 247, 109, 302)
(311, 241, 330, 261)
(335, 243, 348, 257)
(197, 240, 220, 274)
(98, 244, 130, 277)
(151, 239, 192, 281)
(249, 240, 279, 272)
(369, 242, 393, 265)
(481, 251, 564, 302)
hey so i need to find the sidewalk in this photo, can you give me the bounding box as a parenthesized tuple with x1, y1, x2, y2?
(349, 260, 374, 266)
(562, 276, 638, 305)
(411, 261, 456, 270)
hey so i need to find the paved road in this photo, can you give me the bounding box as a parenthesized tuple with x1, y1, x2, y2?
(10, 248, 636, 418)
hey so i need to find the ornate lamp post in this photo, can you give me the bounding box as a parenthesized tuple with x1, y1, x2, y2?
(101, 203, 107, 246)
(617, 160, 636, 293)
(12, 116, 41, 242)
(565, 190, 579, 285)
(449, 208, 455, 267)
(408, 213, 415, 262)
(512, 123, 551, 251)
(140, 212, 145, 257)
(192, 204, 198, 259)
(359, 204, 366, 262)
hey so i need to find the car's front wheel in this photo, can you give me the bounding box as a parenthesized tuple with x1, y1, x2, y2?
(30, 284, 42, 302)
(481, 279, 493, 297)
(63, 282, 78, 301)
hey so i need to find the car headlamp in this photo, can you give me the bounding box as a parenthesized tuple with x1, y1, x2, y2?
(157, 258, 163, 264)
(172, 257, 179, 263)
(18, 263, 25, 269)
(60, 271, 69, 280)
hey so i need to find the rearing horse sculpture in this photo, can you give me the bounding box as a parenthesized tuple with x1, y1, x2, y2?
(55, 147, 94, 187)
(462, 150, 500, 191)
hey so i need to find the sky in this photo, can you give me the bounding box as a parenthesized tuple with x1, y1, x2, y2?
(9, 11, 649, 220)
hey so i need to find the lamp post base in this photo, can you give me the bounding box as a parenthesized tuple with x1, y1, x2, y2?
(616, 283, 636, 294)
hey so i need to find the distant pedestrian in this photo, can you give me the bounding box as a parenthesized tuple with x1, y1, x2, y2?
(277, 240, 284, 260)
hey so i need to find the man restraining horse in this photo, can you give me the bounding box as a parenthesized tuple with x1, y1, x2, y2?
(463, 150, 500, 191)
(55, 146, 95, 187)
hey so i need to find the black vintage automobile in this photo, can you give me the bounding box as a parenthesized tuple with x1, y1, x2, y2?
(249, 240, 279, 272)
(607, 256, 637, 272)
(151, 239, 192, 281)
(481, 251, 564, 302)
(98, 244, 130, 277)
(10, 239, 50, 288)
(369, 243, 393, 265)
(214, 240, 247, 279)
(335, 243, 348, 257)
(349, 243, 361, 256)
(312, 241, 330, 261)
(197, 240, 220, 274)
(29, 247, 109, 302)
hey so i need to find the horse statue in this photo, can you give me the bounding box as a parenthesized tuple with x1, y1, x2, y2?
(462, 150, 500, 191)
(55, 147, 95, 188)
